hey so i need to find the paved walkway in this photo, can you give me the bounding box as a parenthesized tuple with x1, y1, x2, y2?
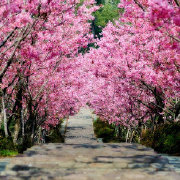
(65, 108, 97, 144)
(0, 107, 180, 180)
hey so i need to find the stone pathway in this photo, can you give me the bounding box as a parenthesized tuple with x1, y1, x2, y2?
(0, 107, 180, 180)
(65, 108, 97, 144)
(161, 155, 180, 173)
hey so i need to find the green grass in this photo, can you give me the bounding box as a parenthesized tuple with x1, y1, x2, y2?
(0, 150, 18, 157)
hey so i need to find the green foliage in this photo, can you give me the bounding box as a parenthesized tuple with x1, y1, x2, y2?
(93, 117, 116, 142)
(141, 129, 154, 147)
(0, 136, 18, 157)
(96, 0, 105, 4)
(0, 128, 4, 138)
(0, 150, 18, 157)
(46, 125, 64, 143)
(93, 118, 140, 143)
(95, 0, 120, 5)
(141, 122, 180, 155)
(92, 1, 122, 38)
(93, 3, 120, 28)
(0, 137, 16, 151)
(78, 43, 99, 54)
(75, 0, 84, 12)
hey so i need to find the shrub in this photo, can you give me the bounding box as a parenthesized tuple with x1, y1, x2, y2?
(0, 137, 16, 151)
(141, 122, 180, 155)
(141, 129, 154, 147)
(46, 125, 64, 143)
(93, 118, 115, 142)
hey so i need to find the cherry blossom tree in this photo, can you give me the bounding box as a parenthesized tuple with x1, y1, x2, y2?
(82, 0, 179, 139)
(0, 0, 98, 143)
(0, 0, 179, 145)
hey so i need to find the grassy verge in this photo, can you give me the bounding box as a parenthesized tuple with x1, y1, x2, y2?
(0, 136, 19, 157)
(0, 123, 64, 157)
(0, 150, 18, 157)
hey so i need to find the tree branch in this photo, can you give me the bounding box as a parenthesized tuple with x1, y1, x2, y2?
(0, 28, 27, 83)
(0, 27, 17, 49)
(33, 58, 62, 101)
(164, 30, 180, 42)
(0, 19, 37, 83)
(134, 0, 145, 11)
(174, 0, 180, 7)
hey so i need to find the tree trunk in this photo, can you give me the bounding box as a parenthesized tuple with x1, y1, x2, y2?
(130, 130, 135, 143)
(13, 81, 23, 144)
(154, 87, 164, 124)
(21, 108, 24, 137)
(126, 128, 130, 143)
(0, 111, 3, 129)
(2, 94, 8, 137)
(13, 121, 20, 144)
(116, 125, 121, 139)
